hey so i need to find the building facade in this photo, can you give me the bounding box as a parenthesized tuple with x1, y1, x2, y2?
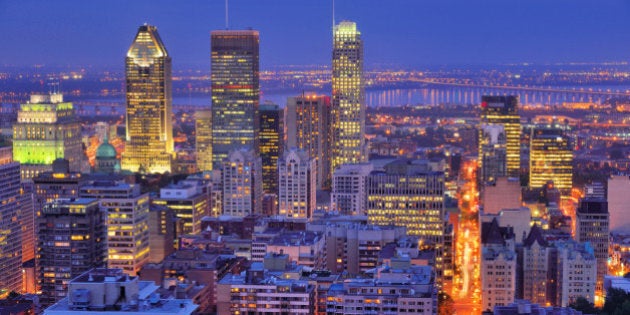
(481, 219, 516, 311)
(0, 147, 23, 296)
(576, 197, 609, 302)
(278, 149, 316, 219)
(479, 95, 520, 178)
(331, 163, 373, 215)
(259, 103, 283, 195)
(195, 110, 213, 172)
(529, 126, 573, 194)
(122, 24, 174, 174)
(221, 149, 262, 217)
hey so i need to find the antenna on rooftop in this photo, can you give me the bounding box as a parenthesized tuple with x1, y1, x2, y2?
(225, 0, 229, 29)
(332, 0, 335, 29)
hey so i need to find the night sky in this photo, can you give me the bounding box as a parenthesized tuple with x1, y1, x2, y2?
(2, 0, 630, 68)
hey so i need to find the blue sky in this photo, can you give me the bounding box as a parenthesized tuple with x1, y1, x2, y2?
(1, 0, 630, 68)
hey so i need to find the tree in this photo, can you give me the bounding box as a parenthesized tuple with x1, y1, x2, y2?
(603, 288, 630, 315)
(438, 292, 455, 315)
(569, 296, 598, 314)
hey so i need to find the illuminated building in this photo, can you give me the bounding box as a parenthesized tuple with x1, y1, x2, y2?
(330, 163, 373, 215)
(211, 30, 260, 166)
(195, 110, 213, 172)
(576, 197, 609, 303)
(479, 124, 507, 183)
(152, 180, 210, 237)
(79, 180, 149, 276)
(366, 159, 446, 283)
(12, 93, 84, 179)
(222, 149, 262, 217)
(529, 126, 573, 194)
(481, 219, 516, 310)
(37, 198, 106, 306)
(0, 147, 23, 296)
(331, 21, 366, 172)
(278, 149, 316, 219)
(259, 103, 283, 194)
(94, 136, 120, 173)
(286, 95, 332, 189)
(479, 95, 520, 178)
(121, 24, 174, 174)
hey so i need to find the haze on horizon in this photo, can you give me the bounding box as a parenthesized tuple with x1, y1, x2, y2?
(2, 0, 630, 69)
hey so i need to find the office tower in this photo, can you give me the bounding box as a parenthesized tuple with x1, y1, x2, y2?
(152, 180, 210, 236)
(576, 197, 609, 302)
(211, 30, 260, 166)
(221, 149, 262, 217)
(479, 95, 520, 178)
(286, 95, 332, 189)
(121, 24, 173, 174)
(330, 163, 373, 215)
(481, 219, 516, 311)
(367, 159, 446, 283)
(529, 126, 573, 194)
(608, 175, 630, 231)
(79, 180, 150, 276)
(479, 124, 507, 183)
(37, 198, 106, 306)
(94, 136, 120, 173)
(0, 147, 23, 296)
(147, 205, 175, 263)
(13, 94, 84, 179)
(259, 103, 283, 194)
(19, 181, 34, 263)
(33, 159, 83, 209)
(278, 149, 316, 219)
(331, 21, 366, 172)
(195, 110, 213, 172)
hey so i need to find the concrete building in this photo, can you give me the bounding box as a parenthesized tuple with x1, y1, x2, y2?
(575, 197, 609, 301)
(152, 180, 209, 236)
(147, 205, 175, 264)
(481, 219, 516, 311)
(0, 147, 23, 296)
(221, 149, 262, 217)
(278, 149, 316, 219)
(330, 163, 373, 215)
(79, 180, 150, 276)
(252, 230, 325, 268)
(194, 110, 212, 172)
(285, 94, 332, 189)
(326, 265, 437, 315)
(37, 198, 106, 306)
(607, 175, 630, 232)
(482, 177, 522, 215)
(43, 268, 198, 315)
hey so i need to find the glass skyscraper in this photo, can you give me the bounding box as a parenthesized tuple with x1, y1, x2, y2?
(121, 24, 173, 174)
(259, 103, 283, 195)
(479, 95, 521, 178)
(331, 21, 366, 172)
(211, 30, 260, 166)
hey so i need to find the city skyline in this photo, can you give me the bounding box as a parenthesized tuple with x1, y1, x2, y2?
(2, 1, 630, 69)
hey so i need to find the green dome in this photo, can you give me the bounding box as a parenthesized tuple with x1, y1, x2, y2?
(96, 140, 116, 159)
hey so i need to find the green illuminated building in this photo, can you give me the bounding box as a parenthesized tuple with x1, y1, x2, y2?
(12, 94, 84, 179)
(332, 21, 366, 174)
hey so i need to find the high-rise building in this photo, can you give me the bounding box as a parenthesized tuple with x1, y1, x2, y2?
(195, 110, 213, 172)
(221, 149, 262, 217)
(278, 149, 316, 219)
(479, 95, 520, 178)
(79, 180, 150, 276)
(286, 95, 332, 189)
(481, 219, 516, 311)
(121, 24, 173, 174)
(330, 163, 373, 215)
(331, 21, 366, 172)
(529, 126, 573, 194)
(37, 198, 106, 306)
(259, 103, 283, 195)
(211, 30, 260, 166)
(12, 94, 84, 179)
(576, 197, 609, 302)
(0, 147, 23, 296)
(148, 205, 175, 264)
(152, 180, 210, 237)
(479, 124, 507, 183)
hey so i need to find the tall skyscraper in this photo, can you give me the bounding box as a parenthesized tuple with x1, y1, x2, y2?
(12, 94, 84, 179)
(0, 147, 23, 296)
(576, 197, 609, 303)
(278, 149, 316, 219)
(529, 126, 573, 194)
(195, 110, 213, 172)
(479, 95, 521, 178)
(259, 103, 283, 194)
(37, 198, 106, 306)
(211, 30, 260, 166)
(121, 24, 174, 174)
(286, 94, 332, 189)
(331, 21, 366, 172)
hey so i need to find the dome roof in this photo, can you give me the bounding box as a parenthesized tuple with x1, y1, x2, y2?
(96, 139, 117, 159)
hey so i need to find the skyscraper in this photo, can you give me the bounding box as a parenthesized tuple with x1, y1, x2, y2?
(278, 149, 316, 219)
(121, 24, 173, 174)
(12, 94, 84, 179)
(211, 30, 260, 166)
(286, 94, 332, 189)
(259, 103, 283, 195)
(195, 110, 213, 172)
(331, 21, 365, 172)
(576, 197, 609, 303)
(0, 147, 23, 296)
(479, 124, 507, 183)
(479, 95, 521, 178)
(221, 149, 262, 217)
(529, 126, 573, 194)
